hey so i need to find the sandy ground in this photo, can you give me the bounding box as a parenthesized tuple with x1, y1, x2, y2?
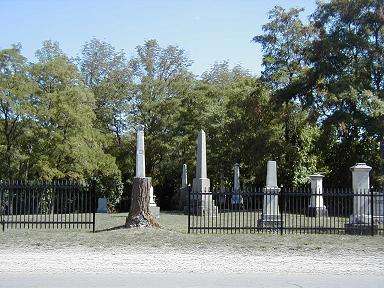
(1, 213, 384, 287)
(1, 246, 384, 287)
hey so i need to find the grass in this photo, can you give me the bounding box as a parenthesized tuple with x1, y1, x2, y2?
(0, 211, 383, 255)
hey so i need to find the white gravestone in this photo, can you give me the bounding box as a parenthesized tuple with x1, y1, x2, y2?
(192, 130, 217, 216)
(307, 174, 328, 217)
(97, 197, 108, 213)
(231, 163, 243, 206)
(346, 163, 377, 235)
(136, 125, 145, 178)
(134, 127, 159, 219)
(181, 164, 189, 213)
(257, 161, 282, 228)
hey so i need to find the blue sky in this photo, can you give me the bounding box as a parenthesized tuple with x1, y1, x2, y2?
(1, 0, 316, 76)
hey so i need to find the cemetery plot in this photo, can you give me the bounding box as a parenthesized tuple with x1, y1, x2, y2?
(0, 181, 96, 232)
(187, 188, 384, 235)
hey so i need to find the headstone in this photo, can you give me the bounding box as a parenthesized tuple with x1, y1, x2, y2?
(191, 130, 217, 216)
(257, 161, 282, 228)
(373, 191, 384, 223)
(345, 163, 377, 235)
(149, 184, 160, 219)
(97, 197, 108, 213)
(182, 164, 188, 188)
(231, 163, 243, 206)
(136, 125, 145, 178)
(181, 164, 189, 213)
(307, 174, 328, 217)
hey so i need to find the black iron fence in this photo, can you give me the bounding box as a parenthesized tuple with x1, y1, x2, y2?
(188, 187, 384, 235)
(0, 180, 96, 232)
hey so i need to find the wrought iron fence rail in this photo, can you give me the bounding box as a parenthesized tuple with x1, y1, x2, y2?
(0, 180, 96, 232)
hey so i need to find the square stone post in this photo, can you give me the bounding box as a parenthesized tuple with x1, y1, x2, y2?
(180, 164, 189, 213)
(231, 163, 243, 206)
(345, 163, 377, 235)
(307, 174, 328, 217)
(257, 161, 282, 228)
(191, 130, 217, 216)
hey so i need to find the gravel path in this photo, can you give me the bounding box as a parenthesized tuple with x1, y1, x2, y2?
(1, 246, 383, 275)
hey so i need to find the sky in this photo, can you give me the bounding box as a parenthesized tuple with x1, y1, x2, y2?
(1, 0, 317, 76)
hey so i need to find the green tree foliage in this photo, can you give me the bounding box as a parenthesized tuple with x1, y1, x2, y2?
(1, 0, 383, 210)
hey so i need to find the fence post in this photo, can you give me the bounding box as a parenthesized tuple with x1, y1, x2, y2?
(280, 187, 283, 235)
(371, 188, 374, 236)
(92, 182, 96, 233)
(1, 182, 4, 232)
(188, 186, 191, 234)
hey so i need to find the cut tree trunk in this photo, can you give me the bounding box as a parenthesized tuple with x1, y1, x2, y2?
(125, 177, 160, 228)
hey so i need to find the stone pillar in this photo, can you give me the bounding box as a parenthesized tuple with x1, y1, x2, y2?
(257, 161, 282, 228)
(135, 127, 159, 219)
(135, 125, 145, 178)
(182, 164, 188, 188)
(149, 182, 160, 219)
(346, 163, 377, 235)
(307, 174, 328, 217)
(181, 164, 189, 213)
(231, 163, 243, 206)
(192, 130, 217, 216)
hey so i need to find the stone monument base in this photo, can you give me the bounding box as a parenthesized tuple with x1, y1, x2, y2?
(306, 206, 328, 217)
(149, 205, 160, 220)
(257, 215, 283, 229)
(345, 223, 378, 235)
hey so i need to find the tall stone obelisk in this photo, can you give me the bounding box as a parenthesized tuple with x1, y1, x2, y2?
(135, 125, 145, 178)
(231, 163, 243, 206)
(125, 125, 160, 227)
(192, 130, 217, 216)
(181, 164, 189, 213)
(257, 161, 282, 228)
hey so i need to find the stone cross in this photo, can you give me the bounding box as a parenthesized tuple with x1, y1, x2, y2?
(308, 174, 328, 217)
(135, 125, 145, 178)
(181, 164, 188, 188)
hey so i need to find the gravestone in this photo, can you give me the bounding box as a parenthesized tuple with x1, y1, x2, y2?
(125, 125, 160, 227)
(191, 130, 217, 216)
(345, 163, 378, 235)
(257, 161, 282, 228)
(149, 182, 160, 219)
(97, 197, 108, 213)
(231, 163, 243, 206)
(180, 164, 189, 213)
(373, 191, 384, 223)
(307, 174, 328, 217)
(136, 125, 146, 178)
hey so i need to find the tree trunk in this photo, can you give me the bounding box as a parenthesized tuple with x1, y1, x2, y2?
(125, 177, 160, 228)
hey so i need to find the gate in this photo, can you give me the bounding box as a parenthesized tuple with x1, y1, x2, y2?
(188, 187, 384, 235)
(0, 180, 96, 232)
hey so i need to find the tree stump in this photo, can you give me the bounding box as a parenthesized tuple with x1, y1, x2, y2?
(125, 177, 160, 228)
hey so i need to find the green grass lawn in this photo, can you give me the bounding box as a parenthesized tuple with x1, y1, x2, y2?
(1, 211, 383, 254)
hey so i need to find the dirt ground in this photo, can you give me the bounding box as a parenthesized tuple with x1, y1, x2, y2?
(0, 212, 384, 287)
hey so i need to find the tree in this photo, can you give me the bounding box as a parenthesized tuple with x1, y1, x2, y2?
(29, 40, 123, 205)
(80, 38, 134, 147)
(0, 44, 34, 179)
